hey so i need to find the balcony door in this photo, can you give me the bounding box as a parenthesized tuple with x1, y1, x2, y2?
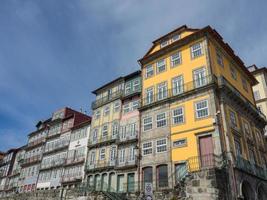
(194, 68, 206, 88)
(199, 135, 214, 168)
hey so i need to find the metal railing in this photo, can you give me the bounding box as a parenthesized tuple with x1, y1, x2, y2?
(92, 90, 123, 110)
(40, 158, 66, 169)
(116, 156, 137, 168)
(86, 159, 116, 171)
(235, 155, 267, 180)
(123, 86, 141, 97)
(61, 174, 83, 183)
(21, 155, 42, 165)
(44, 141, 69, 154)
(65, 156, 85, 165)
(118, 131, 138, 143)
(88, 134, 117, 146)
(142, 75, 215, 106)
(28, 137, 46, 148)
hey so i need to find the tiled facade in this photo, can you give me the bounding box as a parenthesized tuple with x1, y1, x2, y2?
(0, 25, 267, 200)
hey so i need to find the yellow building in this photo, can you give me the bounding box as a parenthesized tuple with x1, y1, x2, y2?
(139, 25, 267, 199)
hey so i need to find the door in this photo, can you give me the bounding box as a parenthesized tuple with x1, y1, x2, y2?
(199, 135, 214, 169)
(127, 173, 135, 192)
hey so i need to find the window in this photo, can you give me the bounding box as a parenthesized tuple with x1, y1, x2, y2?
(92, 129, 98, 142)
(242, 78, 248, 91)
(104, 106, 110, 116)
(114, 101, 121, 112)
(216, 49, 224, 67)
(175, 163, 187, 183)
(243, 121, 250, 135)
(157, 82, 167, 100)
(119, 149, 126, 163)
(110, 146, 116, 161)
(230, 66, 237, 80)
(229, 111, 237, 128)
(112, 122, 119, 138)
(146, 65, 154, 78)
(125, 83, 131, 94)
(143, 167, 153, 186)
(123, 103, 130, 113)
(191, 42, 203, 58)
(170, 52, 181, 67)
(172, 76, 183, 95)
(156, 138, 167, 153)
(156, 113, 167, 127)
(132, 100, 140, 110)
(143, 142, 152, 155)
(102, 125, 108, 138)
(194, 68, 206, 88)
(195, 100, 209, 119)
(100, 149, 105, 160)
(133, 79, 140, 91)
(160, 40, 168, 48)
(173, 107, 184, 124)
(157, 165, 168, 188)
(146, 87, 154, 104)
(234, 138, 242, 157)
(157, 59, 166, 73)
(129, 146, 135, 161)
(172, 34, 180, 42)
(249, 147, 255, 163)
(143, 117, 152, 131)
(94, 110, 101, 119)
(254, 91, 260, 101)
(173, 139, 187, 148)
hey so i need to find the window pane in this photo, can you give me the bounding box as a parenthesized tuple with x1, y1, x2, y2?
(157, 165, 168, 187)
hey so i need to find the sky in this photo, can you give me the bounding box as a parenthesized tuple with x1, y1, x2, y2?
(0, 0, 267, 151)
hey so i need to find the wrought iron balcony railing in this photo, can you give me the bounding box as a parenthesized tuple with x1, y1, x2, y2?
(117, 130, 138, 144)
(142, 75, 215, 107)
(92, 90, 123, 110)
(21, 155, 42, 166)
(28, 137, 46, 148)
(88, 134, 117, 147)
(123, 86, 141, 98)
(235, 155, 267, 180)
(116, 156, 137, 168)
(65, 156, 85, 166)
(86, 159, 116, 171)
(44, 141, 69, 154)
(40, 158, 66, 170)
(61, 174, 83, 183)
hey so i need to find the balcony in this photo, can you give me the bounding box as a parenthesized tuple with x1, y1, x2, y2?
(123, 86, 141, 99)
(115, 157, 137, 170)
(141, 75, 215, 108)
(235, 156, 267, 180)
(21, 155, 42, 166)
(117, 131, 138, 145)
(9, 168, 20, 177)
(88, 135, 117, 149)
(61, 174, 83, 183)
(65, 156, 85, 166)
(27, 137, 46, 149)
(91, 90, 123, 110)
(40, 158, 66, 170)
(86, 159, 116, 172)
(43, 141, 69, 155)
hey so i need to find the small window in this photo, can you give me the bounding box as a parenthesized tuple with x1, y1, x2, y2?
(172, 107, 184, 124)
(133, 79, 140, 91)
(102, 125, 108, 137)
(123, 103, 130, 113)
(157, 82, 167, 100)
(145, 87, 154, 105)
(195, 100, 209, 119)
(230, 110, 237, 128)
(114, 101, 121, 112)
(172, 34, 180, 42)
(216, 49, 224, 67)
(99, 149, 105, 160)
(125, 83, 131, 94)
(156, 113, 167, 127)
(143, 117, 153, 131)
(230, 65, 237, 80)
(104, 106, 110, 116)
(191, 42, 203, 59)
(143, 142, 152, 155)
(146, 65, 154, 78)
(254, 91, 260, 101)
(132, 100, 140, 110)
(170, 52, 181, 67)
(242, 78, 248, 92)
(156, 138, 167, 153)
(173, 139, 187, 148)
(160, 40, 168, 48)
(157, 59, 166, 73)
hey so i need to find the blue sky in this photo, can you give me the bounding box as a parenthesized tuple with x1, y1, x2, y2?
(0, 0, 267, 151)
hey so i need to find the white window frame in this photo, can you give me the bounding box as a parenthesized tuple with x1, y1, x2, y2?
(99, 148, 105, 160)
(173, 139, 187, 148)
(216, 49, 224, 67)
(133, 79, 140, 91)
(114, 101, 121, 112)
(156, 113, 167, 128)
(172, 34, 180, 42)
(193, 67, 206, 88)
(156, 138, 167, 153)
(191, 42, 203, 59)
(146, 65, 154, 78)
(157, 82, 167, 100)
(102, 125, 108, 138)
(172, 75, 184, 95)
(104, 106, 110, 116)
(160, 40, 168, 48)
(143, 117, 153, 131)
(230, 65, 237, 80)
(157, 59, 166, 73)
(123, 103, 130, 113)
(146, 87, 154, 104)
(172, 107, 184, 125)
(170, 52, 181, 67)
(143, 142, 153, 155)
(195, 100, 209, 119)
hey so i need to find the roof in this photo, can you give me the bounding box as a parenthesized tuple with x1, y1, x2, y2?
(92, 70, 141, 95)
(248, 65, 267, 75)
(71, 119, 91, 130)
(139, 25, 257, 85)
